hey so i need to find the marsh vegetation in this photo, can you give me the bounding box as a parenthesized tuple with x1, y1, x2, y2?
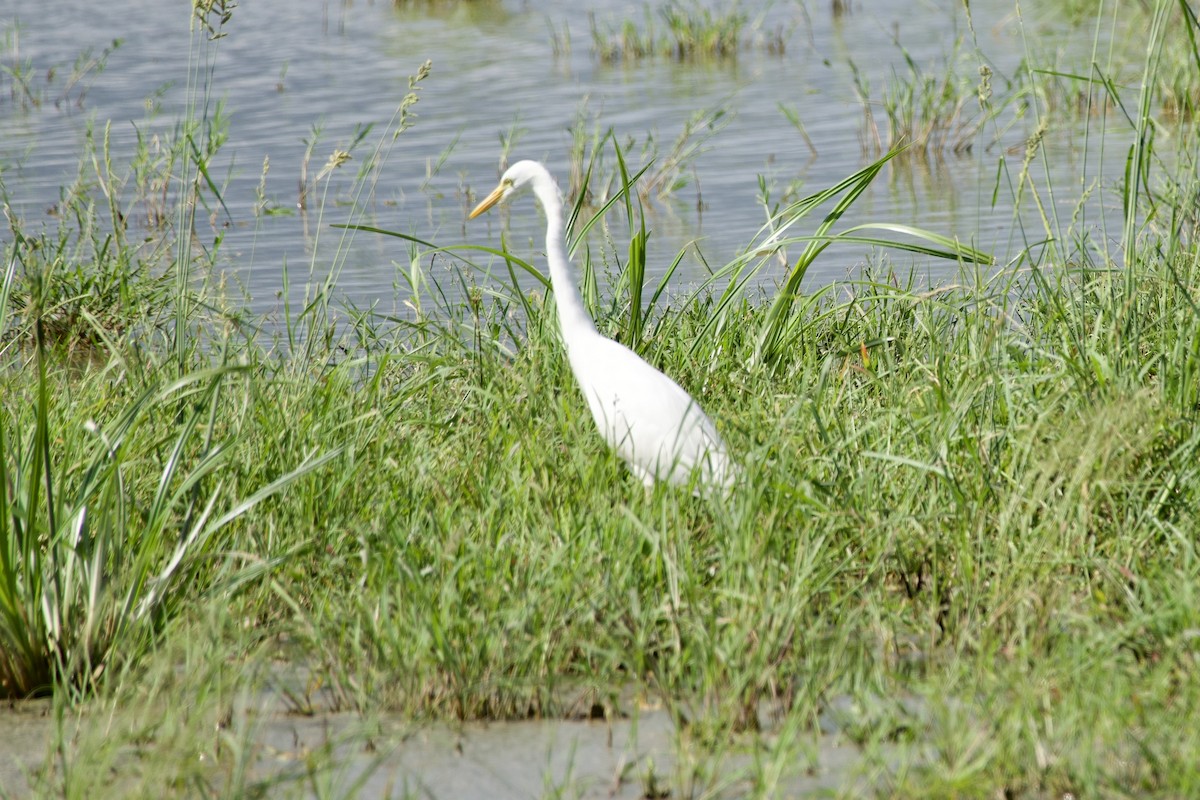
(2, 0, 1200, 797)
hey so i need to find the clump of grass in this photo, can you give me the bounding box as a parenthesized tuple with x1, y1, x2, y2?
(0, 20, 122, 112)
(562, 106, 730, 210)
(699, 146, 993, 365)
(851, 38, 1012, 158)
(660, 1, 746, 60)
(1003, 0, 1200, 123)
(0, 128, 175, 356)
(1149, 1, 1200, 119)
(589, 1, 749, 63)
(20, 214, 1196, 791)
(880, 44, 997, 156)
(0, 228, 342, 700)
(639, 103, 731, 201)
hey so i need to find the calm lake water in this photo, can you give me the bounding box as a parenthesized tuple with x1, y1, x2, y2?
(0, 0, 1132, 317)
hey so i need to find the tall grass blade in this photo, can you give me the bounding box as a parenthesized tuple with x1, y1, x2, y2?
(613, 139, 649, 345)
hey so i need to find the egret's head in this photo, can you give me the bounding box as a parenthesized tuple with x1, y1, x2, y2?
(468, 160, 545, 219)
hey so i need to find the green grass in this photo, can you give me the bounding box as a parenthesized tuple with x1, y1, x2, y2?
(851, 0, 1200, 159)
(0, 20, 121, 112)
(588, 1, 751, 63)
(8, 230, 1200, 795)
(2, 0, 1200, 796)
(851, 38, 1002, 157)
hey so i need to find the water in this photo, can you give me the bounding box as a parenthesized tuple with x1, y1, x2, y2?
(0, 689, 882, 798)
(0, 0, 1133, 318)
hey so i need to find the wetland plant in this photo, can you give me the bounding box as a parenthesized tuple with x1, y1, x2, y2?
(2, 0, 1200, 796)
(0, 20, 122, 112)
(588, 1, 750, 62)
(852, 38, 1009, 158)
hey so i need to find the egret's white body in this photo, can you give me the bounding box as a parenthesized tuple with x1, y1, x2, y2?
(470, 160, 734, 490)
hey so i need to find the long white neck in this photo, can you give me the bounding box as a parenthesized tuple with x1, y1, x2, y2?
(528, 169, 599, 345)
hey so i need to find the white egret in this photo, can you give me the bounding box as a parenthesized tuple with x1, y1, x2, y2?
(469, 160, 734, 491)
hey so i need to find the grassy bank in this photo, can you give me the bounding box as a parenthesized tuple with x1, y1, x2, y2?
(3, 0, 1200, 797)
(5, 215, 1200, 796)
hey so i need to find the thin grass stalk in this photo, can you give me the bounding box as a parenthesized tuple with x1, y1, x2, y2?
(567, 149, 652, 327)
(0, 415, 35, 691)
(299, 61, 431, 365)
(174, 20, 203, 372)
(613, 140, 648, 346)
(0, 250, 15, 347)
(1122, 0, 1171, 275)
(32, 282, 58, 655)
(569, 138, 605, 317)
(1076, 0, 1117, 266)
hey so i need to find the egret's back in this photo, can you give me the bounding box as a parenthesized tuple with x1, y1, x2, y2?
(566, 332, 733, 489)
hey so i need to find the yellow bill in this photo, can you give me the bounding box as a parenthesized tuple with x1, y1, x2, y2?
(469, 184, 506, 219)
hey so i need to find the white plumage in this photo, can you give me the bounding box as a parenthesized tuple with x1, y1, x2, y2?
(470, 160, 734, 491)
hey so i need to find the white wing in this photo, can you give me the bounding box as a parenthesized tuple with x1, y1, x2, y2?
(567, 335, 732, 489)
